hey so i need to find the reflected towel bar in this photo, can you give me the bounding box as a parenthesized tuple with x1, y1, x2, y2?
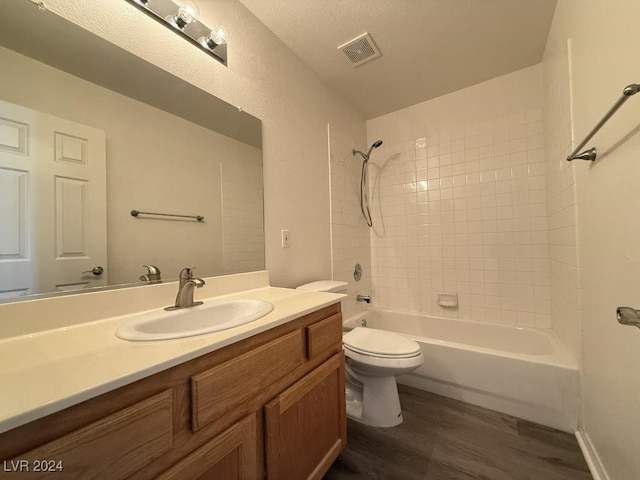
(130, 209, 204, 222)
(567, 83, 640, 161)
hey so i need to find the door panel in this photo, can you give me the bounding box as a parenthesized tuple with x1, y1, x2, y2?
(0, 100, 107, 295)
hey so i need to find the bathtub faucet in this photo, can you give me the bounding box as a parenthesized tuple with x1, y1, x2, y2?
(357, 295, 371, 303)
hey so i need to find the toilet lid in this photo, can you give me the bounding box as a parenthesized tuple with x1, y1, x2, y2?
(296, 280, 348, 293)
(343, 327, 421, 358)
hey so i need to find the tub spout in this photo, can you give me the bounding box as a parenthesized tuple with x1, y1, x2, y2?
(357, 295, 371, 303)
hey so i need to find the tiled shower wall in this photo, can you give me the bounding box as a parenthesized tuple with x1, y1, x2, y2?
(366, 65, 552, 328)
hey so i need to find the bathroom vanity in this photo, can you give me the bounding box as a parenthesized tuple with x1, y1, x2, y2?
(0, 274, 346, 479)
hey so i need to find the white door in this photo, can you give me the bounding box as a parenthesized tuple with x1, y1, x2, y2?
(0, 100, 107, 298)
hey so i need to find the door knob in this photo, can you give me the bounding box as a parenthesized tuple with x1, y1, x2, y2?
(83, 266, 104, 276)
(617, 307, 640, 329)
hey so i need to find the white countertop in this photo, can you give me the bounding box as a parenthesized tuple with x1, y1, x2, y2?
(0, 285, 344, 435)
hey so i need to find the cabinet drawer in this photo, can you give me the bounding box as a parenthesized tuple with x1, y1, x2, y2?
(306, 313, 342, 360)
(13, 390, 173, 480)
(191, 329, 304, 431)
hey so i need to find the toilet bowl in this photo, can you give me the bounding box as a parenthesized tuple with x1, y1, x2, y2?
(343, 326, 424, 427)
(297, 280, 424, 428)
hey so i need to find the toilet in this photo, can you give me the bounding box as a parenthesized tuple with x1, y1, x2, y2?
(297, 281, 424, 428)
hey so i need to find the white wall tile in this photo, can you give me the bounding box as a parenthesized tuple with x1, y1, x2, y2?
(366, 66, 551, 327)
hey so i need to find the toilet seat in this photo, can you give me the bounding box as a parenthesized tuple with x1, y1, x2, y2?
(344, 344, 421, 359)
(343, 327, 421, 359)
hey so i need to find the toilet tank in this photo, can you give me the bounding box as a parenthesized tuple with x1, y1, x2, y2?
(296, 280, 348, 294)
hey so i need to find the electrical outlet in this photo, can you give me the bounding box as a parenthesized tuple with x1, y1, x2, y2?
(281, 229, 290, 248)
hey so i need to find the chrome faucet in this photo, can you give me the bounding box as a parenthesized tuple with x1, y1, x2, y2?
(140, 264, 162, 284)
(357, 295, 371, 304)
(165, 267, 205, 311)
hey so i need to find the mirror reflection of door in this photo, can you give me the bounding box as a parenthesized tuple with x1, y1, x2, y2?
(0, 100, 107, 298)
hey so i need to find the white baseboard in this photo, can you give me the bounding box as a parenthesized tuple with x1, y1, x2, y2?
(575, 430, 609, 480)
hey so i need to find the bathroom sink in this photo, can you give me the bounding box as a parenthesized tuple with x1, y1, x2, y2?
(116, 299, 274, 341)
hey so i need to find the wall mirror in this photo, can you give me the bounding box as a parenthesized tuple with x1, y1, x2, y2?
(0, 1, 264, 303)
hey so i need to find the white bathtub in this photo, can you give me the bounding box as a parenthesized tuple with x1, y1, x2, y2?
(343, 309, 579, 432)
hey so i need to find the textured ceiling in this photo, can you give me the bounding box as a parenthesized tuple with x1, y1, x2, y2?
(238, 0, 557, 118)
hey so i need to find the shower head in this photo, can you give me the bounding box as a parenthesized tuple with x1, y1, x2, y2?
(352, 140, 383, 161)
(365, 140, 383, 160)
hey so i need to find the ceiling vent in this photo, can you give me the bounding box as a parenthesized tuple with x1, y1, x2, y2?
(337, 32, 381, 67)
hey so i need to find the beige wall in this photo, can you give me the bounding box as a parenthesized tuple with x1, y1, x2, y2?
(39, 0, 365, 289)
(366, 66, 550, 326)
(545, 1, 640, 478)
(329, 124, 369, 320)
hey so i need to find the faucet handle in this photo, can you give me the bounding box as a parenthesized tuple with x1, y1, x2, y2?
(179, 267, 196, 281)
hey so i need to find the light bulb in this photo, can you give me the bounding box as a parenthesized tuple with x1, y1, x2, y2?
(177, 1, 199, 23)
(201, 25, 228, 49)
(170, 0, 200, 29)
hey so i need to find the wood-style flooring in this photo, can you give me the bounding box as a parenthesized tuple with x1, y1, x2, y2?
(324, 384, 592, 480)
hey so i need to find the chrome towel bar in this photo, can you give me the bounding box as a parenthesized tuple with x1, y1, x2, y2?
(130, 209, 204, 222)
(567, 83, 640, 162)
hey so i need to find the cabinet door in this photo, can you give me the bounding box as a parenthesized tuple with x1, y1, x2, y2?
(157, 413, 259, 480)
(264, 353, 346, 480)
(9, 390, 174, 480)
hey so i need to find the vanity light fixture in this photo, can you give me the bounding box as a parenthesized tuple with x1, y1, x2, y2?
(125, 0, 228, 65)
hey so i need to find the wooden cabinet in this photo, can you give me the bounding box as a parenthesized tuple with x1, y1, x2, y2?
(0, 303, 345, 480)
(265, 353, 346, 480)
